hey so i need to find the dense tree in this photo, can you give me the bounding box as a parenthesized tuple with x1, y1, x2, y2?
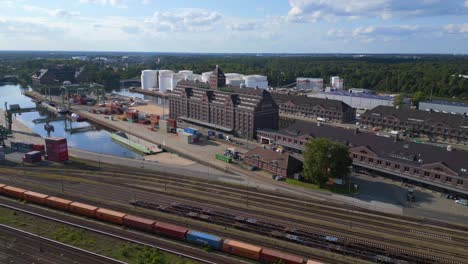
(411, 91, 426, 109)
(392, 94, 405, 108)
(303, 138, 352, 186)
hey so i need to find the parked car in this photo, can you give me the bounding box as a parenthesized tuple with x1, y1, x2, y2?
(406, 189, 415, 202)
(455, 199, 468, 206)
(274, 176, 285, 181)
(447, 194, 459, 200)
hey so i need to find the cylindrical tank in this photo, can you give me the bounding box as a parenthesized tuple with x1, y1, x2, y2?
(171, 72, 184, 91)
(141, 70, 158, 90)
(225, 73, 245, 86)
(243, 75, 268, 89)
(158, 70, 174, 92)
(202, 71, 213, 82)
(191, 74, 202, 82)
(178, 70, 193, 80)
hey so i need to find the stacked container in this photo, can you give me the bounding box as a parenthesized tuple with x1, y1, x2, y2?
(10, 142, 34, 153)
(125, 110, 139, 123)
(45, 137, 69, 162)
(150, 114, 160, 126)
(32, 144, 45, 154)
(166, 118, 177, 129)
(23, 151, 42, 163)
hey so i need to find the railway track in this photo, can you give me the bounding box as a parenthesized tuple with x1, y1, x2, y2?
(2, 166, 468, 263)
(0, 224, 126, 264)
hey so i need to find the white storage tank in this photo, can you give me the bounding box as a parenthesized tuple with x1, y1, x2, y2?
(202, 71, 213, 82)
(171, 72, 184, 91)
(225, 73, 245, 86)
(191, 74, 203, 82)
(158, 70, 174, 92)
(141, 70, 158, 90)
(178, 70, 193, 80)
(243, 75, 268, 89)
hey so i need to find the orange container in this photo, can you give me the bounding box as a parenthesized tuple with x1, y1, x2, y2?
(2, 186, 27, 199)
(24, 191, 49, 205)
(69, 202, 98, 218)
(46, 196, 73, 211)
(0, 183, 6, 192)
(96, 208, 127, 225)
(222, 239, 262, 260)
(260, 248, 304, 264)
(307, 260, 324, 264)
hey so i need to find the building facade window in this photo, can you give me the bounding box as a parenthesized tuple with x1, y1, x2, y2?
(446, 177, 452, 182)
(435, 174, 441, 179)
(424, 171, 430, 177)
(457, 179, 464, 185)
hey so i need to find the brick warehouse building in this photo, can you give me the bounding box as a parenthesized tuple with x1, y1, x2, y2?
(257, 120, 468, 196)
(361, 105, 468, 144)
(168, 67, 279, 139)
(243, 147, 303, 178)
(272, 93, 356, 123)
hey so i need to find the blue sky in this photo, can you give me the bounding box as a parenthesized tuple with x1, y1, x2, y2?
(0, 0, 467, 53)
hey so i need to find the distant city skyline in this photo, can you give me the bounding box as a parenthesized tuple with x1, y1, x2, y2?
(0, 0, 467, 53)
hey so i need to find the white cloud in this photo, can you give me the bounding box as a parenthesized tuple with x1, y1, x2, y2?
(50, 9, 80, 18)
(141, 0, 152, 4)
(79, 0, 124, 7)
(444, 24, 468, 33)
(465, 0, 468, 7)
(226, 22, 261, 31)
(287, 0, 468, 22)
(144, 8, 222, 32)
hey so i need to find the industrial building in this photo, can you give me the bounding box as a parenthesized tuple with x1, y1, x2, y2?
(309, 90, 408, 111)
(257, 120, 468, 195)
(272, 93, 356, 123)
(243, 147, 303, 178)
(168, 66, 279, 139)
(296, 78, 323, 91)
(419, 100, 468, 115)
(361, 106, 468, 144)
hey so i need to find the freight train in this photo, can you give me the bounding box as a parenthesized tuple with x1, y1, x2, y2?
(0, 183, 322, 264)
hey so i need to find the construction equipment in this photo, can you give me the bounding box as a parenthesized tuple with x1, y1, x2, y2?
(4, 102, 38, 132)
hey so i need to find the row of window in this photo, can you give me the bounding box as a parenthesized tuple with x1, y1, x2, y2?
(353, 154, 465, 186)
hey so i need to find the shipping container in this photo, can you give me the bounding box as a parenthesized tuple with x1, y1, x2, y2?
(166, 118, 177, 129)
(45, 137, 67, 145)
(306, 260, 324, 264)
(24, 191, 49, 205)
(2, 186, 26, 199)
(222, 239, 262, 260)
(153, 222, 188, 240)
(0, 183, 6, 192)
(46, 196, 73, 211)
(183, 127, 198, 135)
(69, 202, 98, 218)
(186, 231, 223, 249)
(123, 215, 155, 232)
(260, 248, 304, 264)
(96, 208, 127, 225)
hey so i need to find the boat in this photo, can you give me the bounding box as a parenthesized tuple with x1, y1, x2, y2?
(110, 131, 154, 154)
(56, 107, 69, 114)
(70, 112, 87, 122)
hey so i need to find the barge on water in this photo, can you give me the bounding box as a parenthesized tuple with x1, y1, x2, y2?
(110, 131, 156, 155)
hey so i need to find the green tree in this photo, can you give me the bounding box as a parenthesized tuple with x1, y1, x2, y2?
(392, 94, 405, 108)
(411, 91, 426, 109)
(303, 138, 352, 186)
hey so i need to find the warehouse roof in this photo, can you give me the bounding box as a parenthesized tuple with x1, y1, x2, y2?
(272, 93, 352, 111)
(244, 147, 300, 169)
(259, 120, 468, 178)
(421, 100, 468, 108)
(363, 105, 468, 129)
(319, 90, 394, 101)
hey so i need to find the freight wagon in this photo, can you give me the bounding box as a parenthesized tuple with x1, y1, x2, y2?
(123, 215, 155, 232)
(0, 184, 324, 264)
(69, 202, 98, 218)
(24, 191, 49, 205)
(2, 186, 26, 199)
(260, 248, 304, 264)
(96, 208, 127, 225)
(186, 230, 223, 250)
(46, 196, 73, 211)
(222, 239, 262, 260)
(154, 222, 188, 241)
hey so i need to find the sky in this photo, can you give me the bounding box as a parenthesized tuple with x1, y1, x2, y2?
(0, 0, 467, 53)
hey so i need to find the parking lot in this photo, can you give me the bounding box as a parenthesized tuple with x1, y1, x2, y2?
(351, 173, 468, 225)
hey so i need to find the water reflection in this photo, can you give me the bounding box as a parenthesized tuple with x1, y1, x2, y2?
(0, 85, 141, 158)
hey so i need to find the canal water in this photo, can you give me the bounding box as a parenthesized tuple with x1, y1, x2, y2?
(0, 84, 142, 158)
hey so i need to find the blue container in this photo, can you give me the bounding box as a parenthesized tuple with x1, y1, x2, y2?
(217, 133, 224, 139)
(208, 130, 215, 136)
(186, 231, 223, 249)
(183, 127, 198, 135)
